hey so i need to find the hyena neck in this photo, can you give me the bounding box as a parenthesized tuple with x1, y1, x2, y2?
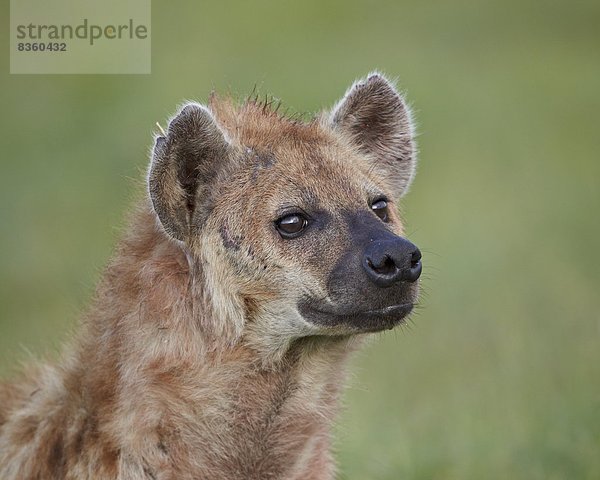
(65, 202, 355, 476)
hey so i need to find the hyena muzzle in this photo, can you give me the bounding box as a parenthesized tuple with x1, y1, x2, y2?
(0, 72, 422, 479)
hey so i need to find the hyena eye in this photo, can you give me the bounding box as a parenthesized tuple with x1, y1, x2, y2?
(275, 213, 309, 239)
(371, 198, 389, 222)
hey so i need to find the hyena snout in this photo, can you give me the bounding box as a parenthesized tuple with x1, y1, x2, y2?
(362, 237, 422, 288)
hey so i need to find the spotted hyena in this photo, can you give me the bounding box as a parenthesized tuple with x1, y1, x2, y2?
(0, 73, 422, 479)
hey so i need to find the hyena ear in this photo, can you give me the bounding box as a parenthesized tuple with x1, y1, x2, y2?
(329, 73, 416, 197)
(148, 103, 231, 241)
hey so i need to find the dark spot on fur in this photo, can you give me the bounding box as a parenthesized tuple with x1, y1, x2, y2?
(243, 296, 260, 319)
(72, 413, 97, 457)
(100, 446, 120, 476)
(143, 465, 157, 479)
(259, 151, 276, 169)
(250, 150, 276, 182)
(158, 440, 168, 455)
(48, 436, 66, 477)
(220, 223, 241, 250)
(74, 425, 85, 456)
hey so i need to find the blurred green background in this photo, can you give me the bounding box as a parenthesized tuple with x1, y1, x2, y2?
(1, 1, 599, 478)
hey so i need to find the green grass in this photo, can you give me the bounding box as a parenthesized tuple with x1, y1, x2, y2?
(1, 1, 599, 478)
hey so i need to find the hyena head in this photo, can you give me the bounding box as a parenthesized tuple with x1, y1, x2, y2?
(149, 73, 421, 355)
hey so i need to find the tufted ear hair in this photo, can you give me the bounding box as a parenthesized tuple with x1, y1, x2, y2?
(148, 103, 231, 241)
(329, 73, 416, 197)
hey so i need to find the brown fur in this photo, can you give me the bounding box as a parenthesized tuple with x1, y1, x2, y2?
(0, 73, 418, 479)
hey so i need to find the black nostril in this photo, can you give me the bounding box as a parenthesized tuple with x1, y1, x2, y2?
(364, 250, 401, 288)
(367, 254, 397, 276)
(411, 248, 422, 268)
(403, 248, 422, 283)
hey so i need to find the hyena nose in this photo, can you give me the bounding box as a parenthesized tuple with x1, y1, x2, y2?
(362, 238, 422, 288)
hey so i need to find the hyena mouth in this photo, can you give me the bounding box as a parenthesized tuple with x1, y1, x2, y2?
(298, 301, 414, 333)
